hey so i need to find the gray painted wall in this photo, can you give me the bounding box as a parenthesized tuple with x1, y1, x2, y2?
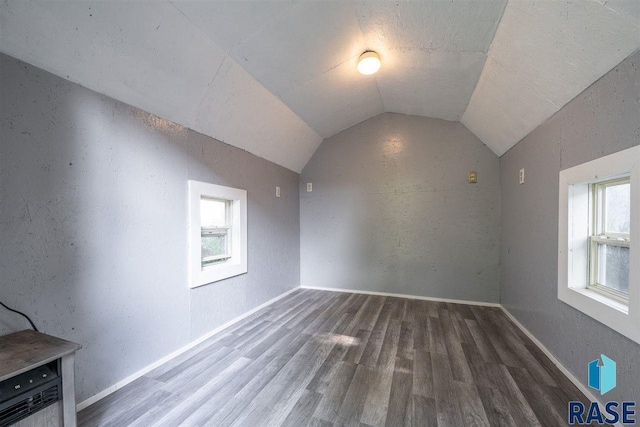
(300, 113, 500, 302)
(500, 49, 640, 402)
(0, 52, 300, 402)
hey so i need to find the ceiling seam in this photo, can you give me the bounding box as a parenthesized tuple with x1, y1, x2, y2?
(383, 47, 488, 54)
(350, 0, 386, 113)
(164, 0, 229, 129)
(459, 0, 510, 121)
(167, 0, 383, 140)
(276, 52, 361, 100)
(241, 0, 382, 139)
(192, 55, 228, 126)
(601, 0, 640, 27)
(167, 0, 298, 51)
(226, 1, 302, 55)
(166, 0, 322, 145)
(373, 73, 387, 113)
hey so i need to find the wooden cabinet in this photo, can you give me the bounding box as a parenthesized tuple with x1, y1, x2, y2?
(0, 331, 81, 427)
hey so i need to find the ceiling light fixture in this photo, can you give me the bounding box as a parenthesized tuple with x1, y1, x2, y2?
(357, 51, 381, 75)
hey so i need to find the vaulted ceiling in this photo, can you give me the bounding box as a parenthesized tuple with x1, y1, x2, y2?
(1, 1, 638, 172)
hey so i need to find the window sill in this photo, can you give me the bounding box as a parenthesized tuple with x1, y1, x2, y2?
(570, 287, 628, 314)
(559, 284, 638, 343)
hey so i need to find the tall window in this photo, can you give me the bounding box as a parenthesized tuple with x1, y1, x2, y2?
(188, 180, 247, 288)
(589, 178, 630, 301)
(558, 145, 639, 344)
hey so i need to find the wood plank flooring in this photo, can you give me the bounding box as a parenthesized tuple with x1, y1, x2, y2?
(78, 289, 594, 426)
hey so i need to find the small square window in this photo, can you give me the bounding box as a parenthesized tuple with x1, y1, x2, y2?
(188, 181, 247, 288)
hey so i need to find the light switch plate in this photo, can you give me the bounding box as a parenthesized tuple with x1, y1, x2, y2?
(276, 186, 280, 198)
(519, 168, 525, 184)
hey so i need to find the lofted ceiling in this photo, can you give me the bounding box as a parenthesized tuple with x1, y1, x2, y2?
(1, 1, 638, 172)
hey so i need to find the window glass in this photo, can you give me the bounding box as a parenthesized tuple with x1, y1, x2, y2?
(202, 234, 228, 259)
(597, 244, 630, 294)
(590, 178, 631, 298)
(201, 198, 227, 227)
(605, 183, 630, 234)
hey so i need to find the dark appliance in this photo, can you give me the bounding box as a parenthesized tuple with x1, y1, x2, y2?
(0, 360, 61, 426)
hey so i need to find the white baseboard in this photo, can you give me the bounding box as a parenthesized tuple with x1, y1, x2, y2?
(301, 285, 501, 307)
(499, 306, 619, 426)
(76, 287, 300, 412)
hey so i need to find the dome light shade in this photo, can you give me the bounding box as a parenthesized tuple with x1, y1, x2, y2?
(357, 51, 381, 75)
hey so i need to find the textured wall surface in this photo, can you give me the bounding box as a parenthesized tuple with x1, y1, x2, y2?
(500, 49, 640, 403)
(301, 113, 500, 302)
(0, 53, 300, 402)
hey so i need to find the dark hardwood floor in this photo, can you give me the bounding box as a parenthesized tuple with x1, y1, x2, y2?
(78, 289, 593, 426)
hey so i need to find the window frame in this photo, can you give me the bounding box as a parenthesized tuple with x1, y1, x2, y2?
(188, 180, 247, 288)
(588, 177, 631, 302)
(558, 145, 640, 344)
(200, 197, 232, 265)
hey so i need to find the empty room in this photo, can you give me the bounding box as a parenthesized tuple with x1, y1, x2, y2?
(0, 1, 639, 426)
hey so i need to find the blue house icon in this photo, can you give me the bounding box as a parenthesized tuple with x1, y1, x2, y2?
(588, 354, 616, 395)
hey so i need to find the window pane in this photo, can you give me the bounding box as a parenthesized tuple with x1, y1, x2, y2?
(202, 234, 227, 259)
(597, 244, 629, 294)
(605, 183, 630, 234)
(201, 198, 227, 227)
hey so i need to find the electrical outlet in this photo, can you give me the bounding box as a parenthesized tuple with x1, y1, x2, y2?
(519, 168, 525, 184)
(307, 182, 312, 192)
(468, 171, 477, 183)
(276, 186, 280, 198)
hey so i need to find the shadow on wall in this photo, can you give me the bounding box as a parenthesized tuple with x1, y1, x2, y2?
(1, 65, 84, 339)
(0, 52, 301, 403)
(0, 56, 197, 402)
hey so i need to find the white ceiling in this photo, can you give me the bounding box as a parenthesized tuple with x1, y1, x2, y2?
(0, 0, 322, 172)
(1, 1, 638, 172)
(462, 0, 640, 156)
(171, 0, 509, 136)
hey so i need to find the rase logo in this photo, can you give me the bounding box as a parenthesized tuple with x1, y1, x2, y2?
(589, 354, 616, 395)
(568, 354, 636, 425)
